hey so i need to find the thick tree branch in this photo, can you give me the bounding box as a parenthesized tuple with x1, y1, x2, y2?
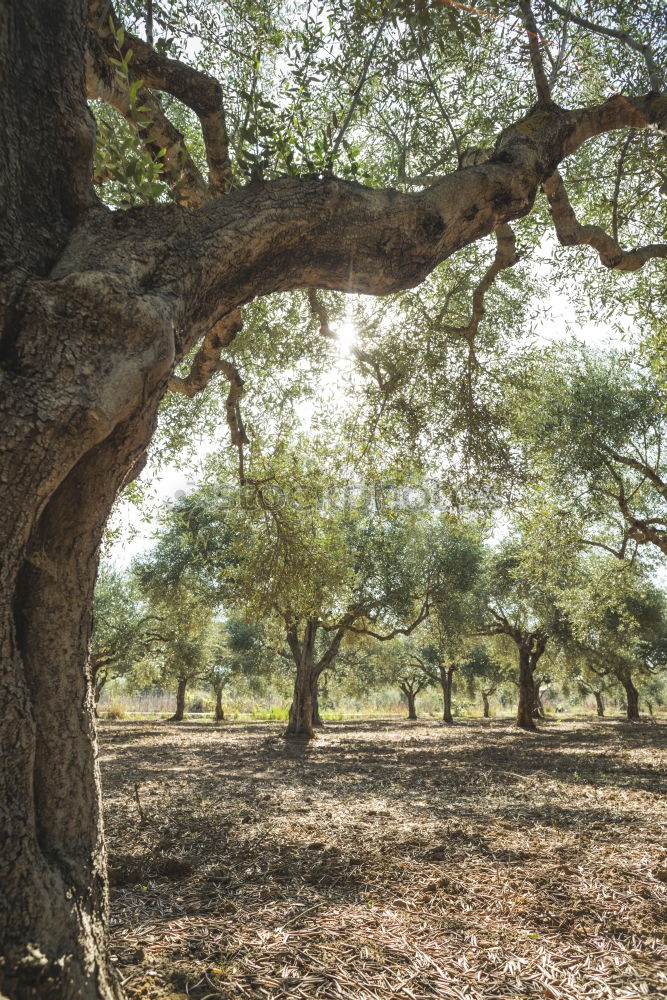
(89, 0, 233, 197)
(86, 32, 210, 208)
(168, 310, 248, 475)
(168, 310, 242, 397)
(543, 168, 667, 271)
(53, 91, 667, 382)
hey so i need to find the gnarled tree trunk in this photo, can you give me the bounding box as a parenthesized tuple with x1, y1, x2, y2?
(214, 687, 224, 721)
(440, 665, 455, 725)
(516, 646, 537, 730)
(620, 674, 640, 721)
(0, 3, 169, 994)
(171, 678, 187, 721)
(287, 663, 316, 738)
(285, 620, 318, 739)
(311, 672, 324, 728)
(285, 620, 345, 738)
(1, 399, 162, 998)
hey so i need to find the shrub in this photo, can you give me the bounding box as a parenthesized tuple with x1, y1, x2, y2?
(105, 700, 126, 720)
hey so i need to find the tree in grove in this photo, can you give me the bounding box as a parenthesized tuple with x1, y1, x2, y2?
(90, 565, 145, 710)
(459, 644, 508, 719)
(409, 523, 485, 723)
(133, 553, 216, 720)
(2, 0, 666, 993)
(206, 618, 264, 721)
(148, 436, 443, 739)
(557, 554, 667, 721)
(478, 539, 566, 729)
(512, 346, 667, 560)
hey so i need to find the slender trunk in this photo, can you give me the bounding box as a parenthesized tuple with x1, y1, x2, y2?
(516, 646, 537, 730)
(441, 666, 454, 725)
(622, 675, 640, 721)
(594, 690, 605, 717)
(482, 691, 490, 718)
(406, 689, 417, 720)
(171, 678, 187, 721)
(214, 688, 224, 721)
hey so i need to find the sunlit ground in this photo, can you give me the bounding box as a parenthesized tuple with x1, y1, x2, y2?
(101, 716, 667, 999)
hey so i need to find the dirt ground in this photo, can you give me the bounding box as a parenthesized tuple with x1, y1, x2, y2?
(100, 717, 667, 999)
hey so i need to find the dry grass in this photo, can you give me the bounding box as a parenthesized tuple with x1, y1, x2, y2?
(100, 717, 667, 999)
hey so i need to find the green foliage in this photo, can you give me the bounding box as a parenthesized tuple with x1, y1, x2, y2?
(92, 19, 171, 206)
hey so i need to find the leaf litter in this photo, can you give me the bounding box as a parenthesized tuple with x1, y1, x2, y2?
(99, 717, 667, 999)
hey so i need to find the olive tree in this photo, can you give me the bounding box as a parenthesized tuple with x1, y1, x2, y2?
(90, 565, 144, 710)
(2, 0, 666, 993)
(146, 437, 442, 739)
(512, 346, 667, 560)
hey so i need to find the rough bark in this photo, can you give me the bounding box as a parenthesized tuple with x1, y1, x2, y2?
(1, 401, 159, 999)
(287, 665, 316, 739)
(170, 678, 187, 721)
(594, 690, 605, 717)
(405, 689, 418, 720)
(516, 646, 538, 730)
(311, 673, 324, 728)
(214, 688, 224, 721)
(621, 674, 640, 721)
(440, 665, 455, 725)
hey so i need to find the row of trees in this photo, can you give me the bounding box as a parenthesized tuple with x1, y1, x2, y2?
(97, 342, 667, 736)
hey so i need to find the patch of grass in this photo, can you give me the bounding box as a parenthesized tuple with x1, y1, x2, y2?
(104, 699, 127, 720)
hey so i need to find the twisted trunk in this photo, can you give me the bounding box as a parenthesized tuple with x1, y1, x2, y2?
(312, 673, 324, 728)
(286, 621, 344, 738)
(1, 397, 160, 998)
(516, 646, 537, 730)
(621, 674, 640, 721)
(440, 665, 455, 725)
(214, 688, 224, 721)
(171, 678, 187, 721)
